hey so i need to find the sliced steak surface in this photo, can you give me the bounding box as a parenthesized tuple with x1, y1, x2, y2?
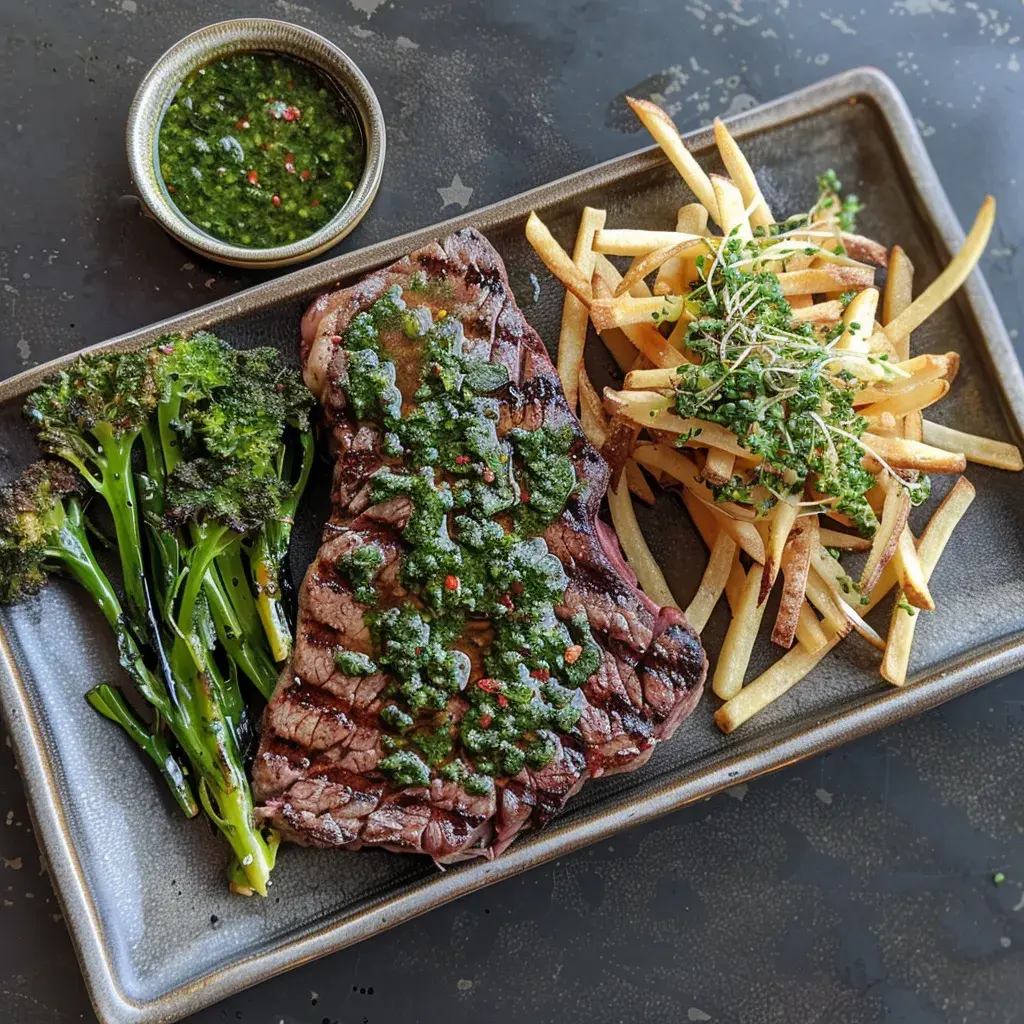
(253, 227, 707, 864)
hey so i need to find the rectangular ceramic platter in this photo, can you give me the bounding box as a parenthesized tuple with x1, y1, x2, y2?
(2, 67, 1023, 1024)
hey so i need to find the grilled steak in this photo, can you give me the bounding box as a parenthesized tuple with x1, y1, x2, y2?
(252, 228, 707, 863)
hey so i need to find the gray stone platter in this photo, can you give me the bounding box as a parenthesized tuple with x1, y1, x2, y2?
(0, 67, 1021, 1024)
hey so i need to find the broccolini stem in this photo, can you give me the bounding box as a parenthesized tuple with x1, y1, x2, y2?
(250, 528, 293, 665)
(193, 672, 277, 897)
(86, 684, 198, 818)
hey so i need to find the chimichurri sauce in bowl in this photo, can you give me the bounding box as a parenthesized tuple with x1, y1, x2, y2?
(157, 52, 366, 248)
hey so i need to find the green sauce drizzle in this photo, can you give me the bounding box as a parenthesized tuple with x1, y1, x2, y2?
(331, 286, 588, 789)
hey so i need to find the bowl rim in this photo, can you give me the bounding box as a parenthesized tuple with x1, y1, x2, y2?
(126, 18, 386, 269)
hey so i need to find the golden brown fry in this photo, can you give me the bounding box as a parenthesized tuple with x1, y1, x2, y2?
(883, 197, 995, 347)
(623, 367, 684, 390)
(787, 230, 889, 267)
(861, 474, 911, 593)
(685, 530, 737, 633)
(591, 265, 683, 369)
(804, 571, 853, 639)
(818, 527, 872, 552)
(557, 207, 606, 410)
(860, 379, 950, 421)
(711, 174, 753, 241)
(881, 478, 977, 686)
(772, 515, 816, 648)
(790, 299, 843, 323)
(852, 353, 959, 405)
(655, 205, 709, 295)
(893, 525, 933, 611)
(594, 228, 709, 257)
(713, 117, 773, 230)
(920, 420, 1024, 471)
(606, 477, 679, 609)
(525, 211, 591, 305)
(604, 391, 751, 457)
(775, 265, 875, 296)
(713, 559, 768, 700)
(882, 244, 915, 362)
(760, 499, 798, 605)
(624, 458, 656, 505)
(590, 295, 687, 331)
(626, 96, 721, 223)
(861, 434, 967, 474)
(578, 366, 609, 449)
(795, 602, 829, 654)
(615, 237, 707, 297)
(704, 448, 736, 488)
(904, 411, 924, 443)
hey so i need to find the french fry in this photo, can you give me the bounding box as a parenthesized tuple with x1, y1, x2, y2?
(882, 197, 995, 347)
(623, 367, 684, 390)
(606, 477, 679, 609)
(704, 448, 736, 488)
(881, 477, 977, 686)
(578, 366, 608, 449)
(809, 546, 885, 649)
(590, 295, 687, 331)
(861, 434, 967, 474)
(713, 117, 773, 231)
(835, 287, 879, 354)
(818, 527, 872, 552)
(615, 237, 707, 297)
(775, 265, 875, 296)
(685, 530, 737, 633)
(760, 498, 798, 604)
(594, 228, 709, 257)
(711, 174, 753, 241)
(592, 265, 682, 369)
(786, 230, 889, 267)
(882, 244, 915, 362)
(790, 300, 843, 323)
(893, 525, 933, 611)
(655, 205, 709, 295)
(920, 420, 1024, 471)
(860, 379, 950, 422)
(795, 602, 829, 654)
(557, 207, 606, 409)
(852, 353, 959, 405)
(624, 459, 656, 505)
(712, 560, 768, 700)
(626, 97, 721, 223)
(860, 474, 911, 592)
(597, 328, 636, 373)
(715, 562, 900, 733)
(772, 515, 816, 648)
(804, 570, 853, 639)
(525, 211, 591, 305)
(604, 391, 751, 457)
(904, 412, 923, 443)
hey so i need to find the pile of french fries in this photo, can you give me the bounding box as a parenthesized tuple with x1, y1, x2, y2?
(527, 96, 1023, 733)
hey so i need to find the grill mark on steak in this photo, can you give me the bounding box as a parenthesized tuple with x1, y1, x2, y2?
(254, 227, 707, 864)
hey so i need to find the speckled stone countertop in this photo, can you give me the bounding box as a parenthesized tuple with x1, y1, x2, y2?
(2, 0, 1023, 1021)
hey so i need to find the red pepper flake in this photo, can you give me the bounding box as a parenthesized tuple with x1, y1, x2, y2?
(330, 335, 343, 346)
(476, 678, 500, 693)
(284, 154, 296, 174)
(158, 344, 175, 355)
(271, 194, 281, 207)
(564, 644, 583, 665)
(497, 694, 509, 708)
(454, 455, 470, 466)
(234, 118, 250, 130)
(498, 593, 514, 610)
(282, 105, 301, 121)
(246, 170, 259, 186)
(166, 184, 176, 193)
(530, 669, 550, 681)
(444, 575, 460, 591)
(310, 199, 320, 208)
(479, 714, 492, 729)
(300, 168, 312, 181)
(287, 80, 295, 89)
(482, 468, 496, 484)
(520, 487, 531, 504)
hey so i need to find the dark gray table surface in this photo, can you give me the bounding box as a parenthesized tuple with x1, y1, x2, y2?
(2, 1, 1023, 1021)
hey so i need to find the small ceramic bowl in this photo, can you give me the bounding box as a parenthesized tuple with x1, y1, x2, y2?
(126, 18, 386, 269)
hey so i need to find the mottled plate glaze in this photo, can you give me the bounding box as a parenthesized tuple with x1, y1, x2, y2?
(1, 67, 1022, 1024)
